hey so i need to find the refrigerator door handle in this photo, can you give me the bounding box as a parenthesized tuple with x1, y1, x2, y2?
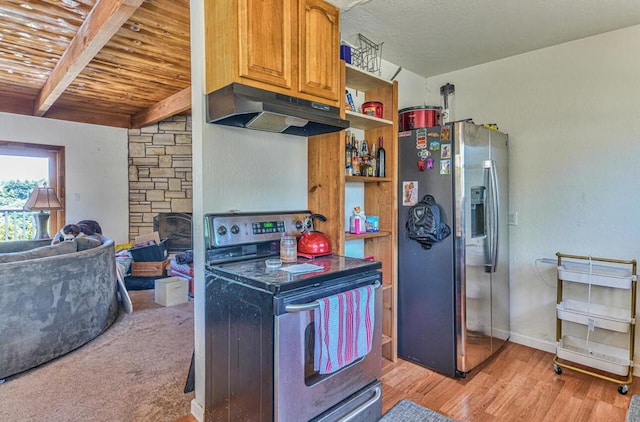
(483, 160, 499, 273)
(482, 162, 491, 270)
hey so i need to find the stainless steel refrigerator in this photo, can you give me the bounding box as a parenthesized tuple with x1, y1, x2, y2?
(397, 121, 509, 377)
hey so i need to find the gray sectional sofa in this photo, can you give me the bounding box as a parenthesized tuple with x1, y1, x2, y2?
(0, 237, 119, 379)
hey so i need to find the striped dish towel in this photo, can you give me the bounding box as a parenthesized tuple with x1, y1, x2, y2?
(314, 284, 375, 374)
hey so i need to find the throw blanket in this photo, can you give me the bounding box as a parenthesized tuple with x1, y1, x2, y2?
(314, 284, 375, 374)
(170, 260, 194, 276)
(169, 260, 194, 298)
(175, 250, 193, 265)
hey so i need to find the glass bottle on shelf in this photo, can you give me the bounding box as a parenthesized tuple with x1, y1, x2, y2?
(360, 138, 369, 176)
(369, 141, 377, 177)
(361, 156, 373, 177)
(345, 131, 353, 176)
(360, 138, 369, 159)
(376, 136, 386, 178)
(351, 135, 360, 176)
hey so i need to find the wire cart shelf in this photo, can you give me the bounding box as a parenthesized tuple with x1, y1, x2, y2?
(351, 34, 383, 75)
(553, 252, 637, 394)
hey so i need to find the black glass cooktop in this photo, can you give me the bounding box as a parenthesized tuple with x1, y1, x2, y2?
(206, 254, 381, 294)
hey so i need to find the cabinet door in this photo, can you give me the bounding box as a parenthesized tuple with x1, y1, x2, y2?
(239, 0, 293, 89)
(298, 0, 340, 103)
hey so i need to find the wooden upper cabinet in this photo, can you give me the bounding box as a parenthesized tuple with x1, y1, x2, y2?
(239, 0, 292, 89)
(205, 0, 340, 106)
(298, 0, 340, 103)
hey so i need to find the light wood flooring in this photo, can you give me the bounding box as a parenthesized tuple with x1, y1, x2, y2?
(381, 342, 636, 421)
(176, 342, 637, 421)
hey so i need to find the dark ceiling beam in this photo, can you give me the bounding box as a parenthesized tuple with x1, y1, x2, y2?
(45, 106, 132, 128)
(130, 87, 191, 129)
(33, 0, 145, 117)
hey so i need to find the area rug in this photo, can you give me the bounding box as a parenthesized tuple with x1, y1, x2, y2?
(0, 290, 194, 422)
(380, 399, 454, 422)
(627, 395, 640, 421)
(124, 275, 170, 290)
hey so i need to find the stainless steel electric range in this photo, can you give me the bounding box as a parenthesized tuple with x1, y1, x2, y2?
(203, 211, 383, 422)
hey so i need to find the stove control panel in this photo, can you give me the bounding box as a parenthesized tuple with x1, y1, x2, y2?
(205, 211, 311, 248)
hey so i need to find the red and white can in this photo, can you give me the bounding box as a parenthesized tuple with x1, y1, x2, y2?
(362, 101, 383, 118)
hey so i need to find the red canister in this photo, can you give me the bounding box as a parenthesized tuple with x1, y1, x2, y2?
(362, 101, 383, 118)
(399, 106, 442, 130)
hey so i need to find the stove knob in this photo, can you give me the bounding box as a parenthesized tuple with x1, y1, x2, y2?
(295, 220, 303, 230)
(231, 224, 240, 235)
(217, 225, 227, 236)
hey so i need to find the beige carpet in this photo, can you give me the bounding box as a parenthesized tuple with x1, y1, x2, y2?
(0, 290, 194, 422)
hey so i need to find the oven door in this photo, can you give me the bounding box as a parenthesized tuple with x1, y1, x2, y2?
(274, 274, 382, 422)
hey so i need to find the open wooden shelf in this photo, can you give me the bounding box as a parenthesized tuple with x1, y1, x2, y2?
(345, 231, 391, 241)
(308, 61, 398, 362)
(346, 175, 393, 183)
(345, 110, 393, 130)
(345, 63, 392, 91)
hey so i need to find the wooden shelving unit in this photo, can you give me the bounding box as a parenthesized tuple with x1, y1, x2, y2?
(553, 252, 637, 394)
(308, 62, 398, 361)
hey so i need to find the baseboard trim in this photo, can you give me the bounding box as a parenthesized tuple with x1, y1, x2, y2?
(508, 332, 640, 376)
(191, 399, 204, 422)
(509, 333, 556, 354)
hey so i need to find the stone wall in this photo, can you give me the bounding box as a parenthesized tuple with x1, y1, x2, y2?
(127, 115, 192, 242)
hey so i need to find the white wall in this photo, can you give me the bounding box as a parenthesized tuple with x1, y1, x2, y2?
(201, 125, 308, 213)
(0, 112, 129, 244)
(189, 1, 206, 417)
(425, 25, 640, 353)
(189, 0, 309, 415)
(379, 60, 428, 110)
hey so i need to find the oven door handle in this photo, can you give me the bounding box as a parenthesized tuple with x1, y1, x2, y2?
(340, 385, 382, 422)
(284, 280, 381, 313)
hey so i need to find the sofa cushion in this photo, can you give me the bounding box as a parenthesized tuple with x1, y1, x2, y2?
(0, 239, 51, 254)
(0, 240, 78, 264)
(75, 237, 102, 251)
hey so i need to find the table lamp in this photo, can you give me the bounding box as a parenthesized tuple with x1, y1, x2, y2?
(23, 184, 64, 239)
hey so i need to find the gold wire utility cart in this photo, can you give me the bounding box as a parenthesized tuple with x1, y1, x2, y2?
(553, 252, 637, 394)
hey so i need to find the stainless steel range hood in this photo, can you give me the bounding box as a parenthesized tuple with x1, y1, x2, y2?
(206, 83, 349, 136)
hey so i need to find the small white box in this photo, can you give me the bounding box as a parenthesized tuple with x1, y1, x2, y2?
(154, 276, 188, 307)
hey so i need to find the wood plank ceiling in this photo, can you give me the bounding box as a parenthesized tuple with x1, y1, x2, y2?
(0, 0, 191, 128)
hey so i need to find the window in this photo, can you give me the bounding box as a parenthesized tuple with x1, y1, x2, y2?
(0, 141, 65, 239)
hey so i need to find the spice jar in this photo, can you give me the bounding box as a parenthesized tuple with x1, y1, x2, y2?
(280, 234, 297, 263)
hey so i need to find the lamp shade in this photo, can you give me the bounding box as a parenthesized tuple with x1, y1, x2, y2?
(23, 186, 64, 211)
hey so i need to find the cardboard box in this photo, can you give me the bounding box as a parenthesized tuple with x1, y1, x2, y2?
(155, 276, 188, 307)
(131, 259, 169, 277)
